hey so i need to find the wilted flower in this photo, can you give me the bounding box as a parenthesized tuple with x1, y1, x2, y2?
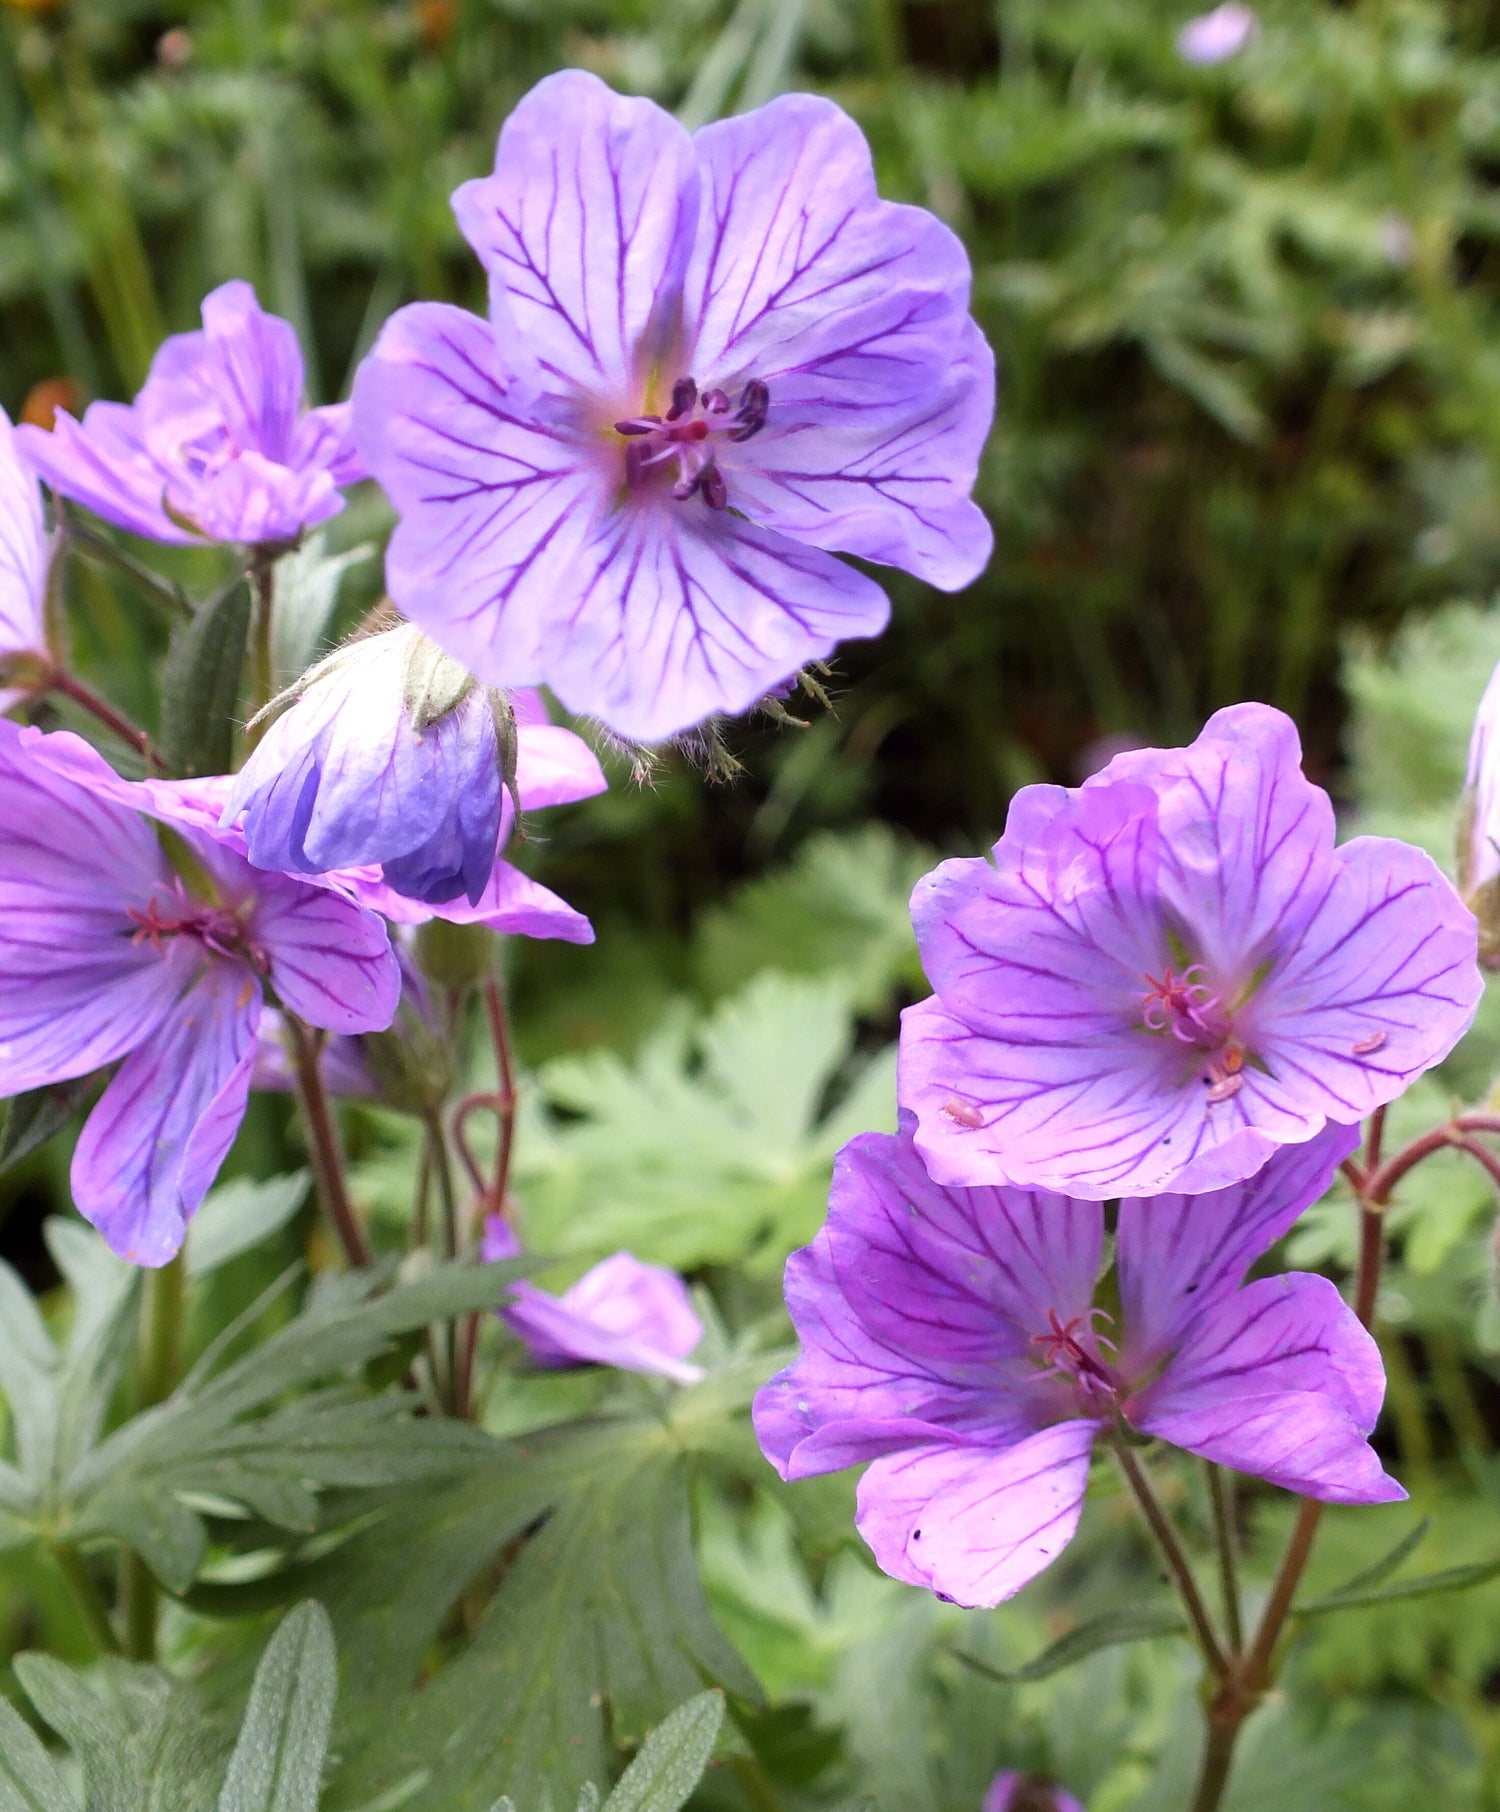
(0, 722, 399, 1264)
(223, 625, 605, 906)
(353, 69, 994, 743)
(0, 406, 52, 705)
(1176, 3, 1259, 64)
(482, 1218, 704, 1383)
(901, 703, 1480, 1200)
(984, 1774, 1084, 1812)
(755, 1122, 1400, 1610)
(19, 281, 363, 549)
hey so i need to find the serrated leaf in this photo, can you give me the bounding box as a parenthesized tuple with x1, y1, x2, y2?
(0, 1692, 78, 1812)
(160, 577, 252, 777)
(1294, 1554, 1500, 1619)
(187, 1174, 309, 1277)
(602, 1692, 723, 1812)
(217, 1604, 336, 1812)
(950, 1603, 1187, 1686)
(0, 1080, 91, 1175)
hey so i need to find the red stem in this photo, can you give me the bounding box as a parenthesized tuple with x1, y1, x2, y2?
(49, 669, 164, 769)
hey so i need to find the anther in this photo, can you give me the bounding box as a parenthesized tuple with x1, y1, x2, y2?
(701, 387, 730, 414)
(701, 461, 728, 511)
(665, 377, 698, 422)
(614, 416, 662, 436)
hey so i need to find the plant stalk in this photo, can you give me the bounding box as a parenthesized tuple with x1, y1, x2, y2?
(120, 1250, 184, 1660)
(1204, 1463, 1244, 1655)
(1114, 1445, 1228, 1678)
(287, 1017, 371, 1269)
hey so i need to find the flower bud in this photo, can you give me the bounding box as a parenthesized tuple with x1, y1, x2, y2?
(414, 918, 494, 992)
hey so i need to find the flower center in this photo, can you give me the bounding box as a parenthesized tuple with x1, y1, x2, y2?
(1031, 1307, 1119, 1405)
(127, 886, 261, 969)
(614, 375, 769, 510)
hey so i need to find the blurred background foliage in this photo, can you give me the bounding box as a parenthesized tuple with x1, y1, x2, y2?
(9, 1, 1500, 1806)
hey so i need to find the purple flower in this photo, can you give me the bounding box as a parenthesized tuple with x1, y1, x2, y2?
(18, 281, 363, 548)
(1176, 3, 1259, 64)
(900, 703, 1480, 1200)
(0, 406, 51, 705)
(223, 625, 606, 907)
(0, 722, 399, 1264)
(482, 1217, 704, 1383)
(352, 70, 994, 743)
(984, 1774, 1084, 1812)
(754, 1122, 1401, 1610)
(1461, 658, 1500, 966)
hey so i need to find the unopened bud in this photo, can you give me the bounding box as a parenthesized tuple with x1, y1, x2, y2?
(415, 918, 494, 992)
(402, 631, 477, 731)
(0, 650, 52, 691)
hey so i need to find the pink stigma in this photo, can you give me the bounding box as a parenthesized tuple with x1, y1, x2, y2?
(1031, 1307, 1118, 1400)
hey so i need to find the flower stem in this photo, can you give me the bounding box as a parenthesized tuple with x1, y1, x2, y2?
(423, 1107, 463, 1416)
(247, 553, 276, 743)
(49, 667, 162, 769)
(1113, 1445, 1228, 1678)
(120, 1250, 184, 1660)
(1204, 1463, 1244, 1655)
(51, 1541, 121, 1658)
(453, 966, 519, 1418)
(287, 1017, 371, 1269)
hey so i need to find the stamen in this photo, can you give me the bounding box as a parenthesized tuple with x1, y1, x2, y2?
(701, 388, 730, 414)
(665, 377, 698, 422)
(614, 416, 661, 436)
(701, 461, 727, 511)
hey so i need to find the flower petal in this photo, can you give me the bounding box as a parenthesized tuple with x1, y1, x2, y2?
(353, 301, 597, 691)
(1115, 1123, 1358, 1373)
(339, 858, 595, 946)
(191, 448, 341, 545)
(1130, 1275, 1403, 1504)
(249, 874, 400, 1035)
(540, 502, 890, 742)
(18, 405, 190, 544)
(0, 407, 48, 659)
(503, 1252, 703, 1384)
(685, 95, 993, 588)
(71, 961, 260, 1266)
(514, 723, 608, 810)
(452, 70, 698, 398)
(292, 402, 366, 486)
(854, 1422, 1096, 1608)
(753, 1127, 1097, 1480)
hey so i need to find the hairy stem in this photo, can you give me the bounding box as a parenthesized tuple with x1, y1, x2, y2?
(1204, 1463, 1244, 1655)
(1114, 1445, 1228, 1678)
(287, 1017, 371, 1269)
(120, 1251, 184, 1660)
(247, 555, 276, 744)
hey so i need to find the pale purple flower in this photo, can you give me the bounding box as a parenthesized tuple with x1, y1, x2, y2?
(18, 281, 363, 548)
(1461, 657, 1500, 966)
(901, 703, 1480, 1200)
(482, 1217, 704, 1383)
(985, 1774, 1084, 1812)
(1176, 3, 1259, 64)
(352, 69, 994, 743)
(0, 721, 399, 1264)
(223, 626, 606, 907)
(754, 1121, 1401, 1611)
(0, 406, 51, 706)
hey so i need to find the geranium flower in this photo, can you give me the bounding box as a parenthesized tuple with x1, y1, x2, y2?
(985, 1775, 1083, 1812)
(18, 281, 363, 548)
(754, 1121, 1400, 1610)
(0, 405, 51, 706)
(482, 1218, 704, 1384)
(353, 69, 994, 743)
(900, 703, 1480, 1200)
(0, 722, 399, 1264)
(1176, 3, 1259, 64)
(1461, 656, 1500, 967)
(223, 627, 606, 907)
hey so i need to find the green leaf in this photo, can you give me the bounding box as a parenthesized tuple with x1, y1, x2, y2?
(1307, 1518, 1431, 1602)
(217, 1604, 337, 1812)
(949, 1603, 1188, 1685)
(160, 576, 252, 777)
(602, 1692, 724, 1812)
(0, 1081, 91, 1175)
(0, 1692, 78, 1812)
(1294, 1555, 1500, 1620)
(270, 535, 372, 687)
(187, 1174, 309, 1277)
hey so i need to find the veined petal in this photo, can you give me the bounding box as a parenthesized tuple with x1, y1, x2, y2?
(503, 1252, 703, 1384)
(453, 70, 698, 397)
(353, 301, 597, 691)
(249, 874, 400, 1035)
(1116, 1125, 1358, 1373)
(0, 408, 48, 659)
(197, 280, 304, 465)
(854, 1422, 1096, 1608)
(292, 402, 366, 486)
(539, 503, 890, 743)
(1130, 1275, 1403, 1504)
(336, 859, 595, 946)
(71, 961, 260, 1266)
(514, 723, 608, 810)
(190, 449, 341, 545)
(753, 1128, 1095, 1480)
(1254, 834, 1481, 1123)
(18, 405, 191, 544)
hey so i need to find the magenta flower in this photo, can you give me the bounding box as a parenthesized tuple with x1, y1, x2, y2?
(754, 1122, 1401, 1610)
(0, 722, 399, 1264)
(482, 1218, 704, 1384)
(1176, 3, 1259, 64)
(0, 407, 51, 706)
(18, 282, 363, 548)
(223, 628, 607, 908)
(901, 703, 1480, 1200)
(353, 69, 994, 743)
(984, 1775, 1083, 1812)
